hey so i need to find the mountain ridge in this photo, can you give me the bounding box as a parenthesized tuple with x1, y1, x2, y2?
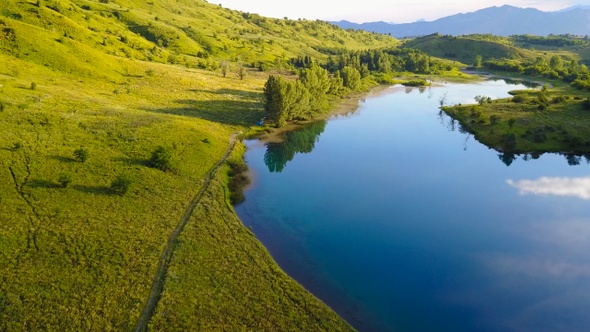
(333, 5, 590, 37)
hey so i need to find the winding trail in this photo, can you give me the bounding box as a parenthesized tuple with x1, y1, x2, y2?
(135, 133, 238, 332)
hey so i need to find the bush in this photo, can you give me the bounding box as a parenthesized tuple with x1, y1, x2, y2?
(111, 174, 132, 196)
(147, 146, 175, 172)
(74, 147, 89, 162)
(504, 133, 517, 150)
(512, 95, 527, 103)
(489, 115, 500, 124)
(0, 101, 4, 112)
(58, 173, 72, 188)
(30, 82, 37, 90)
(227, 160, 250, 205)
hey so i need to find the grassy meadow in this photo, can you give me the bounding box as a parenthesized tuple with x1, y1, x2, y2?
(0, 0, 404, 329)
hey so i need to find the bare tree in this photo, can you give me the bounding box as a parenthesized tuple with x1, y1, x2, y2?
(439, 92, 448, 107)
(220, 60, 229, 78)
(237, 62, 246, 80)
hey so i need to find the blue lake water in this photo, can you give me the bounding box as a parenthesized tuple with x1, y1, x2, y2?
(235, 80, 590, 332)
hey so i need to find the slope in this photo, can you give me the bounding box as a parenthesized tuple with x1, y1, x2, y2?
(0, 0, 399, 331)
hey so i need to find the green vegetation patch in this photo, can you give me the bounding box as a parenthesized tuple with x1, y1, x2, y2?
(442, 86, 590, 153)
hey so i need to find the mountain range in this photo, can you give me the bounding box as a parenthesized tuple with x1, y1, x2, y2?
(333, 5, 590, 37)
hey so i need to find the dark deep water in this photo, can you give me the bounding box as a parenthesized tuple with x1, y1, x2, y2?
(235, 80, 590, 331)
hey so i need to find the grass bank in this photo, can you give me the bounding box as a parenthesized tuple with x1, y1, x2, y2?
(442, 77, 590, 155)
(0, 51, 353, 330)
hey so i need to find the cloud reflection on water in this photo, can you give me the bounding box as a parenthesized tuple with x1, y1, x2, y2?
(507, 176, 590, 200)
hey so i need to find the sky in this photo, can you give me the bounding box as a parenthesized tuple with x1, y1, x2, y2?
(207, 0, 590, 23)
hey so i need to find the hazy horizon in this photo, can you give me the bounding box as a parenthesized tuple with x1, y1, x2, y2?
(207, 1, 590, 23)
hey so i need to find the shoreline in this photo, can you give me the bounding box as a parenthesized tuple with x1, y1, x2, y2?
(251, 84, 395, 144)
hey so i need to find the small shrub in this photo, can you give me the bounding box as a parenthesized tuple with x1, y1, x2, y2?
(74, 147, 89, 162)
(58, 173, 72, 188)
(512, 95, 526, 103)
(227, 160, 250, 204)
(0, 101, 4, 112)
(508, 118, 516, 130)
(489, 115, 500, 125)
(12, 142, 22, 151)
(147, 146, 175, 172)
(111, 174, 132, 196)
(504, 133, 517, 150)
(30, 82, 37, 90)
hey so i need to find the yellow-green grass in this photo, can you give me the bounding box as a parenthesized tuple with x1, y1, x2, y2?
(0, 0, 399, 74)
(0, 50, 280, 330)
(0, 0, 405, 328)
(149, 149, 354, 331)
(442, 85, 590, 153)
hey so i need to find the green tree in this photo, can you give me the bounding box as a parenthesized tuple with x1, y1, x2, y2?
(263, 75, 289, 127)
(549, 55, 563, 70)
(299, 62, 330, 113)
(474, 95, 489, 105)
(74, 147, 89, 162)
(416, 55, 430, 73)
(111, 174, 132, 196)
(340, 66, 361, 90)
(508, 118, 516, 130)
(148, 146, 175, 171)
(489, 115, 500, 124)
(474, 55, 483, 68)
(58, 173, 72, 188)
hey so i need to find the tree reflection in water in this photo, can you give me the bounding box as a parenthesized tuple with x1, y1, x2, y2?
(264, 120, 326, 173)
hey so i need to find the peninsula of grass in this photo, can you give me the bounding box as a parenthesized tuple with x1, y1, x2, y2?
(442, 82, 590, 155)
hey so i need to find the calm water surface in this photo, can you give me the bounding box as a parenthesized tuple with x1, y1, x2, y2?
(235, 80, 590, 332)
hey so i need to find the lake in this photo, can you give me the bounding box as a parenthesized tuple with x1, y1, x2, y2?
(235, 80, 590, 332)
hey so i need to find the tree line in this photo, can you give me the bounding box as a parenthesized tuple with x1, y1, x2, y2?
(265, 48, 448, 127)
(483, 55, 590, 90)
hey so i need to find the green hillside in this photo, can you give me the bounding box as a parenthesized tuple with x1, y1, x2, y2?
(404, 33, 544, 65)
(0, 0, 403, 331)
(0, 0, 397, 77)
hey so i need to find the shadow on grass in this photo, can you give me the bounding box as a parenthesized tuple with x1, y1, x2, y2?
(188, 88, 261, 99)
(50, 155, 77, 163)
(142, 99, 264, 127)
(28, 179, 61, 189)
(73, 185, 113, 195)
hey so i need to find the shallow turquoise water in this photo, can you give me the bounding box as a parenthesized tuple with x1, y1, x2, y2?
(235, 80, 590, 331)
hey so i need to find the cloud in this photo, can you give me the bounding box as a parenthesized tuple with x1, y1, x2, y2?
(507, 176, 590, 200)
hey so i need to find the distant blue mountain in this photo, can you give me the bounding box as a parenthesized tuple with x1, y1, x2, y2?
(332, 5, 590, 37)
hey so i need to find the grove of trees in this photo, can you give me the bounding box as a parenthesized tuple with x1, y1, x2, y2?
(265, 48, 447, 126)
